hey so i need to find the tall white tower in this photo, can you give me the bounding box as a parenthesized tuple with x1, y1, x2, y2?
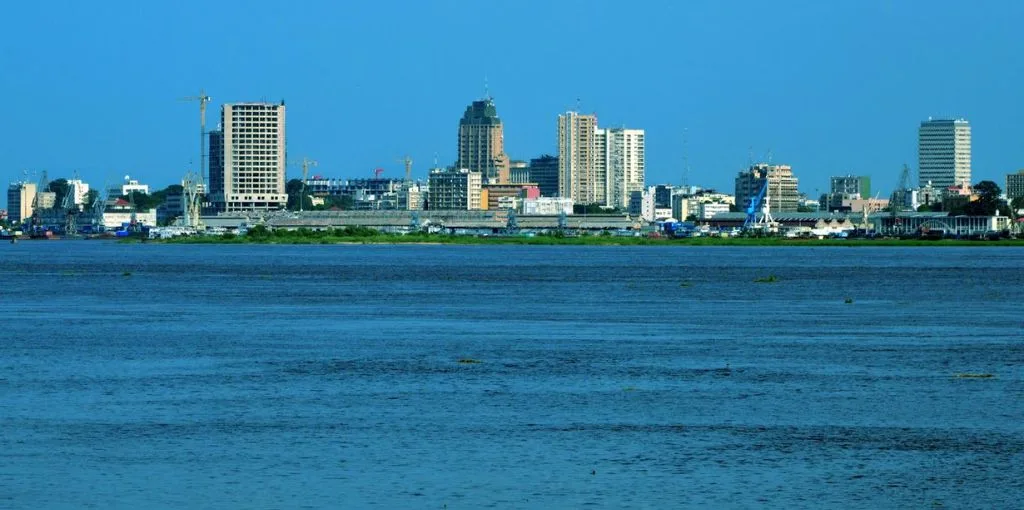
(918, 118, 971, 189)
(215, 102, 288, 211)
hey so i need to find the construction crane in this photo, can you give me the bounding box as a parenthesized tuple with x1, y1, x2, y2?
(290, 157, 318, 212)
(180, 89, 211, 186)
(397, 156, 413, 183)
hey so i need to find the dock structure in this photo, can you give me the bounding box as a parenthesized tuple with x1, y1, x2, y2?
(201, 210, 638, 233)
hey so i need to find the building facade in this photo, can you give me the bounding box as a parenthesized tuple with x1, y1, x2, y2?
(509, 160, 529, 184)
(522, 197, 573, 215)
(1006, 170, 1024, 201)
(919, 118, 971, 188)
(528, 155, 559, 198)
(558, 112, 601, 204)
(427, 168, 482, 210)
(734, 163, 800, 213)
(213, 102, 287, 211)
(208, 129, 224, 197)
(456, 98, 510, 184)
(6, 182, 37, 224)
(599, 127, 646, 210)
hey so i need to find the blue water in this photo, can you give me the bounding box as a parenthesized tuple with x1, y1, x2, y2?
(1, 242, 1022, 509)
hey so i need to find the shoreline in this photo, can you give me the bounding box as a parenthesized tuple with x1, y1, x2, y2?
(147, 234, 1024, 247)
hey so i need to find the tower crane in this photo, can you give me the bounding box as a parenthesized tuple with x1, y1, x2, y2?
(180, 89, 211, 186)
(397, 155, 413, 183)
(288, 157, 318, 212)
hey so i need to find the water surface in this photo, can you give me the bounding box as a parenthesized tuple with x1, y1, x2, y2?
(1, 242, 1022, 508)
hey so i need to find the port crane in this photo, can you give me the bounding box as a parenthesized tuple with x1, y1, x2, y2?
(61, 171, 80, 235)
(743, 180, 775, 229)
(888, 164, 913, 235)
(180, 169, 204, 230)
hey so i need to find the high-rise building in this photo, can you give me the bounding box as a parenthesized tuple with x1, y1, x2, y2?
(208, 129, 224, 197)
(456, 98, 510, 184)
(427, 168, 482, 210)
(919, 118, 971, 189)
(528, 155, 559, 197)
(829, 175, 870, 198)
(1007, 170, 1024, 201)
(6, 182, 37, 224)
(212, 102, 287, 212)
(558, 112, 644, 208)
(734, 163, 800, 213)
(558, 112, 600, 204)
(599, 127, 645, 209)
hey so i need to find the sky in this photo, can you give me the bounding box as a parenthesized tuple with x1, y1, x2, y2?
(2, 0, 1023, 208)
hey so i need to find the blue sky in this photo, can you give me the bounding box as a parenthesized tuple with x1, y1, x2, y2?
(2, 0, 1022, 205)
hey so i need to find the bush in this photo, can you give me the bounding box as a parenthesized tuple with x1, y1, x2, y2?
(246, 224, 271, 240)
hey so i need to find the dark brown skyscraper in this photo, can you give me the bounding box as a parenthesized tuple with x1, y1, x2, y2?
(456, 98, 510, 184)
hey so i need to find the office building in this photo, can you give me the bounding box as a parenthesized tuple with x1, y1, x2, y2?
(208, 129, 224, 197)
(509, 160, 529, 184)
(456, 98, 510, 184)
(6, 182, 37, 224)
(1006, 170, 1024, 201)
(734, 163, 800, 213)
(212, 102, 287, 211)
(919, 118, 971, 188)
(528, 155, 559, 198)
(427, 168, 482, 210)
(830, 175, 870, 198)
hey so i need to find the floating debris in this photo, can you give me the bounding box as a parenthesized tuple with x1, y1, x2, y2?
(844, 297, 854, 304)
(457, 358, 482, 364)
(122, 271, 132, 277)
(954, 373, 994, 379)
(754, 275, 779, 283)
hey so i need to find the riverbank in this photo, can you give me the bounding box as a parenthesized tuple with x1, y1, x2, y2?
(153, 230, 1024, 247)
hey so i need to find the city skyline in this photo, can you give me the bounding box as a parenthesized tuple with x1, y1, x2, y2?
(1, 0, 1023, 204)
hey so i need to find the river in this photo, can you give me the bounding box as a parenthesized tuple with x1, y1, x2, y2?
(1, 242, 1022, 508)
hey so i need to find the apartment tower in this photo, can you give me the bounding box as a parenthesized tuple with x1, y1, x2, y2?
(558, 111, 600, 204)
(918, 118, 971, 189)
(599, 127, 646, 209)
(212, 102, 287, 211)
(456, 98, 510, 184)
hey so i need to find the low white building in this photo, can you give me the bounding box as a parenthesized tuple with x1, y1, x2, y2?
(523, 197, 573, 215)
(699, 202, 730, 220)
